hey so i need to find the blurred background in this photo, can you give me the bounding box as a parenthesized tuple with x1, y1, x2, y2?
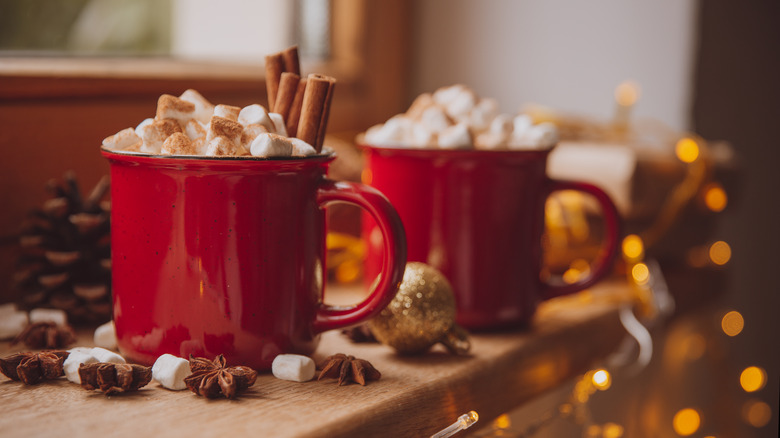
(0, 0, 777, 436)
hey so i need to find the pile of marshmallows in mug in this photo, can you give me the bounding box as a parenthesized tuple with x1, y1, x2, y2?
(364, 84, 558, 150)
(102, 89, 320, 158)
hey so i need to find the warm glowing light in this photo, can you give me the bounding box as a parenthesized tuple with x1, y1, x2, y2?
(563, 268, 583, 284)
(493, 414, 510, 429)
(335, 259, 361, 283)
(682, 334, 707, 361)
(703, 184, 728, 212)
(709, 241, 731, 265)
(676, 138, 700, 163)
(740, 366, 767, 392)
(592, 369, 612, 390)
(602, 422, 624, 438)
(361, 168, 373, 184)
(615, 81, 641, 106)
(673, 408, 701, 436)
(721, 310, 744, 337)
(742, 399, 772, 427)
(622, 234, 644, 260)
(631, 263, 650, 284)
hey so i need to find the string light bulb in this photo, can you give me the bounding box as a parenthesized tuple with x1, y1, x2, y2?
(622, 234, 644, 261)
(721, 310, 744, 337)
(673, 408, 701, 436)
(592, 369, 612, 391)
(703, 183, 727, 212)
(675, 138, 700, 163)
(740, 366, 767, 392)
(742, 399, 772, 428)
(430, 411, 478, 438)
(631, 263, 650, 285)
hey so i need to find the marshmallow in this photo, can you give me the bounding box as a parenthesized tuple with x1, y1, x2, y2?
(29, 308, 68, 326)
(140, 119, 183, 154)
(290, 138, 316, 156)
(512, 115, 533, 136)
(205, 136, 241, 156)
(135, 118, 153, 138)
(179, 89, 214, 124)
(241, 123, 270, 150)
(250, 133, 293, 157)
(93, 320, 117, 350)
(90, 347, 126, 364)
(406, 93, 435, 120)
(213, 104, 241, 121)
(437, 123, 472, 149)
(184, 120, 206, 142)
(206, 116, 243, 145)
(510, 121, 558, 149)
(420, 106, 452, 133)
(63, 350, 98, 384)
(470, 98, 499, 132)
(102, 128, 142, 151)
(489, 113, 514, 138)
(0, 304, 28, 340)
(475, 132, 505, 150)
(433, 84, 467, 107)
(161, 132, 197, 155)
(271, 354, 316, 382)
(410, 124, 435, 147)
(268, 112, 288, 137)
(364, 115, 413, 146)
(238, 104, 274, 131)
(156, 94, 196, 125)
(152, 354, 190, 390)
(447, 89, 477, 120)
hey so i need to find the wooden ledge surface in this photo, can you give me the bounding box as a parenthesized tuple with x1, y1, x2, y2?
(0, 280, 631, 437)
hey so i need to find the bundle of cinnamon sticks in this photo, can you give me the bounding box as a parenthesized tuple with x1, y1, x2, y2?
(265, 46, 335, 153)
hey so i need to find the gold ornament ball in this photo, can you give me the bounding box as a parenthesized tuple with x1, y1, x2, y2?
(369, 262, 457, 354)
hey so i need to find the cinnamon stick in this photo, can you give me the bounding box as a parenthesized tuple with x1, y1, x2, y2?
(296, 74, 335, 151)
(286, 78, 307, 137)
(315, 80, 335, 151)
(274, 72, 301, 118)
(264, 53, 284, 110)
(281, 46, 300, 76)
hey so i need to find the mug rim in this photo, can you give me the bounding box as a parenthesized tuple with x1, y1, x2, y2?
(357, 142, 555, 159)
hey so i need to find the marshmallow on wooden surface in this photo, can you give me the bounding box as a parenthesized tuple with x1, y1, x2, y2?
(250, 133, 293, 157)
(152, 354, 190, 390)
(179, 89, 214, 124)
(63, 350, 98, 383)
(93, 320, 117, 350)
(29, 308, 68, 326)
(271, 354, 315, 382)
(0, 304, 28, 340)
(90, 347, 126, 364)
(140, 119, 183, 154)
(268, 112, 288, 137)
(213, 104, 241, 121)
(161, 132, 197, 155)
(290, 138, 316, 156)
(156, 94, 196, 125)
(238, 104, 274, 131)
(205, 136, 241, 156)
(206, 116, 243, 145)
(102, 128, 142, 151)
(437, 123, 472, 149)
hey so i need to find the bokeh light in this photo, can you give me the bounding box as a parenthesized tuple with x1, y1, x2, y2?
(622, 234, 644, 260)
(493, 414, 510, 429)
(675, 138, 700, 163)
(592, 369, 612, 391)
(740, 366, 767, 392)
(615, 81, 641, 106)
(742, 399, 772, 428)
(721, 310, 744, 337)
(673, 408, 701, 436)
(703, 183, 728, 212)
(709, 241, 731, 265)
(361, 168, 372, 184)
(602, 423, 624, 438)
(631, 263, 650, 284)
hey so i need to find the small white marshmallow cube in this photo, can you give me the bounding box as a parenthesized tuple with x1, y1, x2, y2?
(102, 128, 142, 151)
(63, 350, 98, 384)
(213, 104, 241, 121)
(290, 138, 316, 156)
(250, 133, 293, 157)
(238, 104, 274, 131)
(271, 354, 316, 382)
(152, 354, 190, 390)
(179, 89, 214, 124)
(29, 308, 68, 326)
(93, 320, 117, 350)
(0, 306, 28, 340)
(90, 347, 126, 364)
(268, 112, 288, 137)
(437, 123, 472, 149)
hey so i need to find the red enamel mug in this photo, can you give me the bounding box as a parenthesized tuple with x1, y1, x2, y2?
(361, 145, 620, 330)
(102, 149, 406, 370)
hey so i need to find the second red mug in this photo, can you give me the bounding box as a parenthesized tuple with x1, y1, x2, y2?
(361, 145, 620, 330)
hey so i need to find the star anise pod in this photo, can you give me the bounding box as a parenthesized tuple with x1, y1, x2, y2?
(11, 322, 76, 349)
(78, 362, 152, 394)
(183, 354, 258, 399)
(0, 350, 69, 384)
(317, 353, 381, 386)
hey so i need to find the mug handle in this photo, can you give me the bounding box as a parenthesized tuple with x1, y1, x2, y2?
(541, 179, 621, 300)
(312, 180, 407, 333)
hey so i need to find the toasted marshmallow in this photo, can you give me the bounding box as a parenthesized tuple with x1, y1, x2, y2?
(205, 136, 240, 156)
(135, 118, 154, 138)
(437, 123, 472, 149)
(241, 123, 270, 150)
(290, 138, 316, 156)
(206, 116, 243, 145)
(250, 133, 293, 157)
(64, 350, 98, 384)
(238, 104, 274, 131)
(140, 119, 183, 154)
(102, 128, 142, 151)
(213, 104, 241, 121)
(30, 308, 68, 326)
(152, 354, 190, 390)
(184, 120, 206, 142)
(268, 112, 288, 137)
(156, 94, 196, 125)
(272, 354, 316, 382)
(93, 320, 117, 350)
(161, 132, 197, 155)
(179, 89, 214, 124)
(420, 106, 452, 133)
(90, 347, 125, 364)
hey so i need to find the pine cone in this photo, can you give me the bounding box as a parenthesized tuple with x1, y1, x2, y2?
(15, 172, 112, 324)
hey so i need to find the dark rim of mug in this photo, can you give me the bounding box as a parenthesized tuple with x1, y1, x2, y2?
(100, 146, 336, 162)
(357, 143, 554, 158)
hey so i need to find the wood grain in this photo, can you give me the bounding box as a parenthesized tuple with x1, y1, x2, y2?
(0, 281, 630, 437)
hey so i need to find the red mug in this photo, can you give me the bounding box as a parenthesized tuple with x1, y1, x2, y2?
(102, 149, 406, 370)
(361, 145, 620, 330)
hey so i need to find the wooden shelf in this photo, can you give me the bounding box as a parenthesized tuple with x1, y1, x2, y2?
(0, 280, 631, 437)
